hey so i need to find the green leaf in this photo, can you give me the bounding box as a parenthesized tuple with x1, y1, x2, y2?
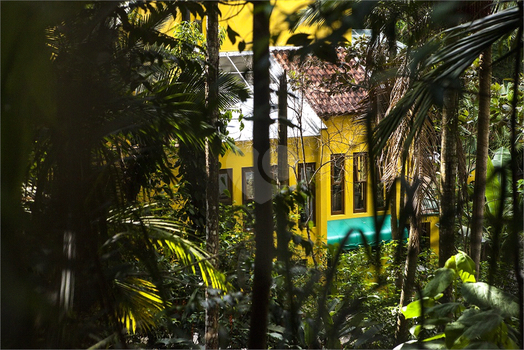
(461, 282, 519, 318)
(423, 333, 445, 342)
(268, 332, 283, 340)
(485, 157, 502, 216)
(410, 325, 422, 337)
(460, 310, 502, 341)
(423, 268, 455, 298)
(426, 302, 463, 318)
(444, 321, 467, 349)
(454, 251, 476, 283)
(354, 324, 384, 347)
(465, 342, 500, 349)
(444, 255, 456, 270)
(402, 298, 435, 319)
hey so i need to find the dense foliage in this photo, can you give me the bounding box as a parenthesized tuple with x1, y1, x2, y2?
(2, 1, 522, 349)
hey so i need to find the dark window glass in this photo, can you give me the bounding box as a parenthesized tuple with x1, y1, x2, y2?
(219, 169, 233, 205)
(298, 162, 316, 225)
(353, 152, 367, 212)
(331, 154, 345, 214)
(242, 167, 255, 205)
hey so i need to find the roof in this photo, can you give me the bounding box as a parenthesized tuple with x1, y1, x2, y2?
(219, 47, 366, 142)
(271, 47, 367, 118)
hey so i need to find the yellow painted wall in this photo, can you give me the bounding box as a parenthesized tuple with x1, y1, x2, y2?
(320, 116, 391, 221)
(422, 215, 440, 255)
(219, 114, 384, 247)
(219, 0, 350, 52)
(161, 0, 351, 52)
(155, 0, 440, 254)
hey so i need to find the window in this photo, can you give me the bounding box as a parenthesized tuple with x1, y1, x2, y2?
(219, 169, 233, 205)
(242, 167, 255, 205)
(353, 152, 367, 213)
(331, 154, 345, 214)
(375, 164, 386, 210)
(298, 162, 316, 225)
(270, 164, 278, 184)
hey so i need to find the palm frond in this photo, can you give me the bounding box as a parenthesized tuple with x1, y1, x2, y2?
(106, 206, 228, 292)
(115, 276, 166, 334)
(374, 5, 522, 156)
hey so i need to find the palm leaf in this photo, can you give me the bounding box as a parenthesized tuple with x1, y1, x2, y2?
(374, 5, 522, 156)
(115, 276, 166, 334)
(106, 206, 228, 292)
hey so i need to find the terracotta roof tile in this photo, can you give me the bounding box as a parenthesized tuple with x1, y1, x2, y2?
(271, 48, 367, 118)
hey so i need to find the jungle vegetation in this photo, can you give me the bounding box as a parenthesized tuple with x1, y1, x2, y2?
(2, 1, 522, 348)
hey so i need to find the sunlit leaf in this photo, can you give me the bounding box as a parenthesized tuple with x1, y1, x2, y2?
(454, 251, 476, 283)
(461, 282, 519, 318)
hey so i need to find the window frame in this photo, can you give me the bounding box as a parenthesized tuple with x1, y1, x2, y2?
(353, 152, 367, 213)
(219, 168, 233, 205)
(242, 167, 255, 205)
(297, 162, 316, 225)
(331, 154, 345, 215)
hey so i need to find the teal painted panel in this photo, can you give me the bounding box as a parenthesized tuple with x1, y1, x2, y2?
(327, 215, 406, 249)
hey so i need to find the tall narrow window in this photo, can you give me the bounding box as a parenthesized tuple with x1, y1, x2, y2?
(242, 167, 255, 205)
(298, 162, 316, 225)
(219, 169, 233, 205)
(331, 154, 345, 215)
(270, 164, 278, 182)
(353, 152, 367, 213)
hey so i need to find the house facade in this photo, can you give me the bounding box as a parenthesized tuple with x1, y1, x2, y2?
(218, 47, 440, 253)
(163, 0, 440, 253)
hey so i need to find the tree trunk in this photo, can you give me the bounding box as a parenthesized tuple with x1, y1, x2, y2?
(439, 87, 459, 268)
(204, 3, 220, 349)
(249, 2, 273, 349)
(278, 72, 289, 188)
(395, 144, 422, 344)
(396, 219, 420, 344)
(470, 47, 491, 279)
(390, 180, 399, 240)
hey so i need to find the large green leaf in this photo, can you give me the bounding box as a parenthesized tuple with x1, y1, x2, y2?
(402, 297, 435, 319)
(454, 251, 476, 283)
(485, 157, 502, 216)
(459, 310, 503, 340)
(422, 268, 455, 298)
(444, 320, 467, 348)
(461, 282, 519, 318)
(425, 302, 463, 318)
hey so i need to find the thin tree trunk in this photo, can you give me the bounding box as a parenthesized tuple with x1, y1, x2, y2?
(278, 72, 289, 188)
(204, 3, 220, 348)
(439, 88, 459, 268)
(396, 219, 420, 343)
(470, 47, 491, 278)
(509, 22, 523, 348)
(391, 180, 399, 240)
(249, 2, 273, 348)
(396, 144, 422, 344)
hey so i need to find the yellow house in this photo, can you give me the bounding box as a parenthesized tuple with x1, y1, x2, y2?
(164, 0, 439, 253)
(218, 46, 439, 253)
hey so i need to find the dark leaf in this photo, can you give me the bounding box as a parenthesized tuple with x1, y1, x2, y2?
(422, 268, 455, 298)
(461, 282, 519, 318)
